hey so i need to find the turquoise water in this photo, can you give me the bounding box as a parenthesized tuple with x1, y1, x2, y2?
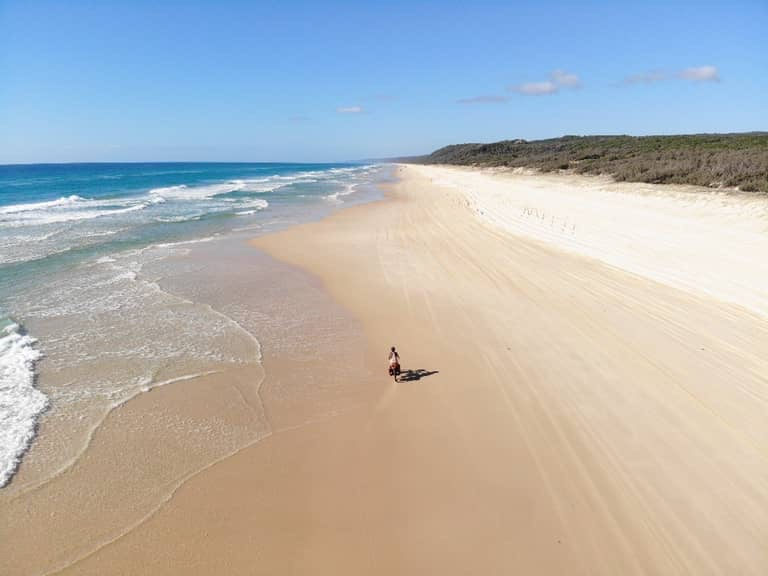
(0, 161, 385, 488)
(0, 162, 376, 268)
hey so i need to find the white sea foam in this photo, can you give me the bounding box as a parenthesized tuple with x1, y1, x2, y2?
(229, 179, 283, 193)
(0, 195, 85, 215)
(146, 185, 188, 200)
(227, 174, 323, 193)
(228, 167, 371, 193)
(148, 182, 245, 201)
(153, 214, 202, 223)
(326, 167, 359, 175)
(0, 319, 48, 488)
(148, 235, 222, 250)
(324, 183, 358, 203)
(236, 199, 269, 211)
(0, 198, 152, 228)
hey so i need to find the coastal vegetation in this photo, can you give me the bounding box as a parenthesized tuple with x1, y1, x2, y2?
(408, 133, 768, 193)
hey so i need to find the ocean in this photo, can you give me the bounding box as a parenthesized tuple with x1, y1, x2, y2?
(0, 161, 387, 489)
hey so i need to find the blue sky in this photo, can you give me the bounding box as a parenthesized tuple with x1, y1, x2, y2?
(1, 0, 766, 163)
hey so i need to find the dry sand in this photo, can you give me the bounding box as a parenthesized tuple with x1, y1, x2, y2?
(425, 165, 768, 317)
(29, 165, 768, 574)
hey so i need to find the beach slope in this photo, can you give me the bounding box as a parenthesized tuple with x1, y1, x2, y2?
(59, 164, 768, 575)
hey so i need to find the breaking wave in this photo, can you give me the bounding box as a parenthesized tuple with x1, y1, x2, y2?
(0, 318, 48, 487)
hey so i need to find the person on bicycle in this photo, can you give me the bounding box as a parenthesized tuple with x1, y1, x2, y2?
(388, 346, 400, 373)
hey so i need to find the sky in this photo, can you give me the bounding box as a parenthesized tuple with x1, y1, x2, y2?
(1, 0, 766, 163)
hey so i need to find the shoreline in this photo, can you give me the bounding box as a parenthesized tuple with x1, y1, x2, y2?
(0, 162, 386, 499)
(3, 164, 767, 574)
(0, 236, 377, 575)
(50, 164, 768, 575)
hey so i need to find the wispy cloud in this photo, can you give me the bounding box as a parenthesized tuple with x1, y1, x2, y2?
(623, 70, 668, 85)
(509, 70, 581, 96)
(678, 65, 720, 82)
(456, 94, 509, 104)
(551, 69, 581, 88)
(622, 65, 720, 85)
(457, 70, 581, 102)
(336, 105, 363, 113)
(512, 81, 559, 96)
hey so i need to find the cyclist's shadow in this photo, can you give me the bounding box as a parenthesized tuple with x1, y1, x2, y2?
(397, 369, 439, 382)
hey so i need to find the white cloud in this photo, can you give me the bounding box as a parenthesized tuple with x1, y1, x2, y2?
(336, 106, 363, 113)
(457, 95, 509, 104)
(551, 69, 581, 88)
(509, 70, 581, 96)
(511, 81, 559, 96)
(678, 65, 720, 82)
(623, 65, 720, 85)
(623, 70, 668, 84)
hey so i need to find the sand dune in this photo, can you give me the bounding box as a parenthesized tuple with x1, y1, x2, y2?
(54, 164, 767, 575)
(423, 165, 768, 319)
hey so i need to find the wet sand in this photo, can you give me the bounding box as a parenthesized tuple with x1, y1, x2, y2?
(8, 164, 768, 574)
(0, 245, 373, 575)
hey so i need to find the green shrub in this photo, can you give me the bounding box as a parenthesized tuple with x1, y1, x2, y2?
(407, 133, 768, 193)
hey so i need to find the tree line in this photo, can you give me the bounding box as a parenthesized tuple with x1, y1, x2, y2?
(403, 133, 768, 193)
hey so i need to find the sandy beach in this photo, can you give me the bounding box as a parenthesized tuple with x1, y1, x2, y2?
(4, 164, 768, 575)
